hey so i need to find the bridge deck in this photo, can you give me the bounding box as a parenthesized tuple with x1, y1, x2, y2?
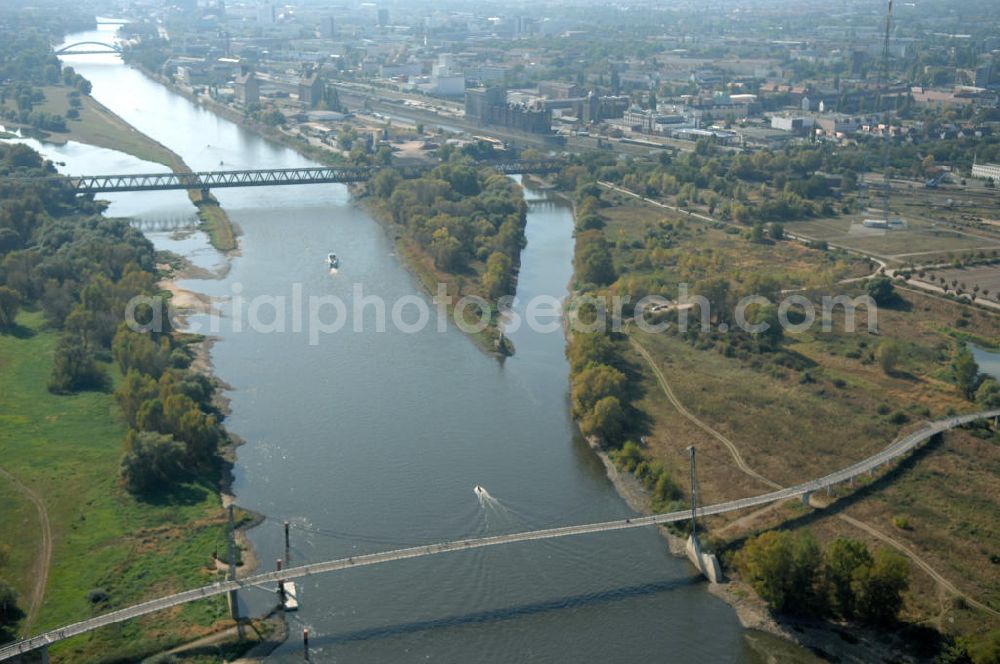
(0, 409, 994, 660)
(12, 161, 563, 195)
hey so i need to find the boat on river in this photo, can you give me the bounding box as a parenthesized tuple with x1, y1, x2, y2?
(326, 252, 339, 268)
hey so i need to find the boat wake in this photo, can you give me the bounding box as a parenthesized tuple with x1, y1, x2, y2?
(474, 485, 513, 530)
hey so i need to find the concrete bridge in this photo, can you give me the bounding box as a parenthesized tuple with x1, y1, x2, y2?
(54, 41, 123, 56)
(1, 409, 996, 661)
(22, 160, 562, 195)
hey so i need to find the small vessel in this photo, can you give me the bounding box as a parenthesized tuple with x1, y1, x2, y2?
(474, 485, 484, 496)
(326, 252, 339, 268)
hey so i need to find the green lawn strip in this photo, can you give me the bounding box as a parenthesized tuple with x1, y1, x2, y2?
(0, 311, 233, 661)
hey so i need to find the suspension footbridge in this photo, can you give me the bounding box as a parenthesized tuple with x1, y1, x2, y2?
(1, 409, 996, 661)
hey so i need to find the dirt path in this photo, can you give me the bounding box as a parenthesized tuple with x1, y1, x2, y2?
(628, 333, 999, 619)
(0, 466, 51, 635)
(629, 335, 781, 490)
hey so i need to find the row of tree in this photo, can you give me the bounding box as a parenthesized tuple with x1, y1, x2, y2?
(0, 142, 227, 496)
(369, 157, 528, 302)
(735, 530, 910, 626)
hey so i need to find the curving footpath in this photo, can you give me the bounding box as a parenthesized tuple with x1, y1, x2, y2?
(1, 409, 997, 661)
(0, 467, 52, 637)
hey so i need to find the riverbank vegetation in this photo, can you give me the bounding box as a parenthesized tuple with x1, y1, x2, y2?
(366, 155, 528, 353)
(0, 10, 239, 256)
(556, 150, 1000, 659)
(0, 142, 249, 660)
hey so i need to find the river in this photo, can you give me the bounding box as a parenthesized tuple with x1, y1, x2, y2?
(41, 24, 765, 663)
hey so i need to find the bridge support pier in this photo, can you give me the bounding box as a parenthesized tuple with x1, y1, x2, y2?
(801, 491, 812, 506)
(40, 645, 49, 664)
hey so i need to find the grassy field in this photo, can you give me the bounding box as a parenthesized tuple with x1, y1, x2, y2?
(0, 310, 246, 662)
(786, 213, 1000, 263)
(590, 188, 1000, 637)
(598, 191, 872, 290)
(1, 85, 181, 169)
(921, 264, 1000, 302)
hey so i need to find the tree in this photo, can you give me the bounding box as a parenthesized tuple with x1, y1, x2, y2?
(0, 579, 21, 628)
(770, 223, 785, 240)
(823, 538, 873, 619)
(749, 303, 783, 350)
(430, 227, 463, 271)
(580, 395, 626, 443)
(865, 276, 896, 306)
(952, 346, 981, 400)
(735, 530, 825, 614)
(0, 286, 20, 331)
(48, 334, 107, 393)
(115, 369, 160, 428)
(120, 430, 187, 494)
(112, 327, 170, 379)
(976, 378, 1000, 409)
(371, 168, 401, 198)
(566, 333, 619, 373)
(483, 251, 513, 299)
(851, 549, 909, 626)
(968, 630, 1000, 664)
(876, 339, 901, 375)
(750, 223, 766, 243)
(574, 230, 616, 286)
(571, 363, 627, 417)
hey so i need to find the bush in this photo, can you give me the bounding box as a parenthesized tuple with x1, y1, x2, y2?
(610, 440, 643, 472)
(48, 334, 107, 393)
(86, 588, 109, 604)
(851, 549, 909, 626)
(0, 287, 20, 330)
(120, 430, 188, 494)
(734, 530, 825, 615)
(865, 276, 896, 306)
(876, 340, 900, 375)
(0, 579, 21, 627)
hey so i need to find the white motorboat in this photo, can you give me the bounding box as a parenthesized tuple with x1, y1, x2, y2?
(326, 252, 339, 268)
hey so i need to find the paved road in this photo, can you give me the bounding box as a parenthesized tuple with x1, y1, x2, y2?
(1, 409, 996, 661)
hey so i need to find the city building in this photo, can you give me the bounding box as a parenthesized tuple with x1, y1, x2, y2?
(465, 87, 551, 134)
(971, 159, 1000, 180)
(539, 81, 583, 100)
(319, 16, 336, 39)
(256, 1, 274, 25)
(234, 70, 259, 106)
(299, 71, 324, 108)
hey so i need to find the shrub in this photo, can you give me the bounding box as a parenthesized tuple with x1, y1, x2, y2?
(734, 530, 826, 615)
(120, 430, 187, 494)
(0, 579, 21, 627)
(48, 335, 107, 393)
(0, 287, 20, 330)
(86, 588, 109, 604)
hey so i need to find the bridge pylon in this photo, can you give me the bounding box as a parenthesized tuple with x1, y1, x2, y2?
(226, 505, 244, 639)
(684, 446, 722, 583)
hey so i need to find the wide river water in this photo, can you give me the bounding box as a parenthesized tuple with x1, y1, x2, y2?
(36, 24, 779, 663)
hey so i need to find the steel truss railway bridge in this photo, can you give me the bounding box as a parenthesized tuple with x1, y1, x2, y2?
(2, 409, 997, 661)
(41, 160, 563, 195)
